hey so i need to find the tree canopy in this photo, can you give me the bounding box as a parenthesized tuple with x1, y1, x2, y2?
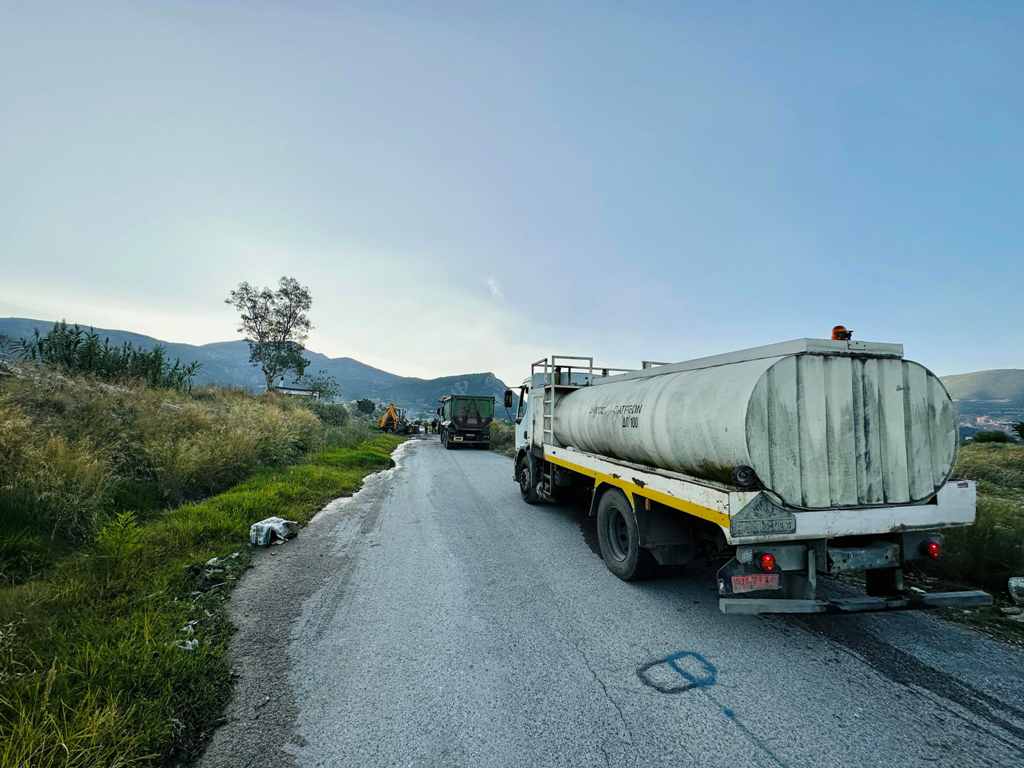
(226, 277, 313, 390)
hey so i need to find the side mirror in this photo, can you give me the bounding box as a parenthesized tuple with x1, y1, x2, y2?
(503, 390, 514, 409)
(436, 407, 441, 416)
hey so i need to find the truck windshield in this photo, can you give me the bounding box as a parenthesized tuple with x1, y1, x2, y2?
(452, 398, 494, 419)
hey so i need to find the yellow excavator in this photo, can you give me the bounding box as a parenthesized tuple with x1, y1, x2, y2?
(377, 403, 409, 433)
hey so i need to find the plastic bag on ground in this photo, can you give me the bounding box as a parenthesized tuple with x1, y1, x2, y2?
(249, 517, 299, 547)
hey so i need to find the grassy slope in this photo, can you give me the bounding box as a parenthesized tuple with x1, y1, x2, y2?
(0, 434, 404, 768)
(944, 443, 1024, 592)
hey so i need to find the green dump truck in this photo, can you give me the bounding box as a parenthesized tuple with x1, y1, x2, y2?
(438, 395, 494, 449)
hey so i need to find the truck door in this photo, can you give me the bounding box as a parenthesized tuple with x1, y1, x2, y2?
(515, 386, 530, 450)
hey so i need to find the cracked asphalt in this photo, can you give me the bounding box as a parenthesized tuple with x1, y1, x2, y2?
(200, 437, 1024, 768)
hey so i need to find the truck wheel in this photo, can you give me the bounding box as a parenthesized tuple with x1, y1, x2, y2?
(517, 453, 540, 505)
(597, 489, 653, 581)
(442, 430, 453, 450)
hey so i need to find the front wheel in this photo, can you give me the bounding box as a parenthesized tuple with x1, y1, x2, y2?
(442, 430, 454, 450)
(517, 453, 540, 504)
(596, 488, 654, 581)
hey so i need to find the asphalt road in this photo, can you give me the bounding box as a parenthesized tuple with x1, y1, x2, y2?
(200, 437, 1024, 768)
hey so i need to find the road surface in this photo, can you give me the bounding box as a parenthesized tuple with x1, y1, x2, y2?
(200, 437, 1024, 768)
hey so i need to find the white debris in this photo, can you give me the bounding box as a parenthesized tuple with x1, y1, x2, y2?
(249, 517, 300, 547)
(175, 638, 199, 652)
(1009, 577, 1024, 606)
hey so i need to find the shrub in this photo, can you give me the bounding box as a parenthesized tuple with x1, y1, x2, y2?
(972, 430, 1010, 443)
(489, 421, 516, 456)
(307, 401, 349, 427)
(16, 321, 200, 390)
(321, 420, 375, 450)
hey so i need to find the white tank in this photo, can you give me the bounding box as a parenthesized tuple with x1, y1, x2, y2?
(551, 339, 957, 510)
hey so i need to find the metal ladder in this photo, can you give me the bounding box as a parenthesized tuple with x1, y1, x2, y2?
(532, 355, 595, 498)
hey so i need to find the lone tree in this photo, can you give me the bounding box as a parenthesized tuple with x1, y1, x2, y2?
(226, 276, 313, 391)
(356, 398, 376, 415)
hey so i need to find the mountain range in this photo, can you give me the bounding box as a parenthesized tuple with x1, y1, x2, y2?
(0, 317, 511, 415)
(3, 317, 1021, 425)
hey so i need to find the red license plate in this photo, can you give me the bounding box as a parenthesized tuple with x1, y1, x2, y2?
(731, 573, 781, 593)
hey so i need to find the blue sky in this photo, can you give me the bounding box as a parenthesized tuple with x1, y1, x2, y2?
(1, 1, 1020, 383)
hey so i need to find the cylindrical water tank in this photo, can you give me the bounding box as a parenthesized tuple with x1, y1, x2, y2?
(552, 352, 957, 510)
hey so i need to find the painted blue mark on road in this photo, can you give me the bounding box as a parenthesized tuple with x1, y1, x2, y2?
(636, 651, 717, 694)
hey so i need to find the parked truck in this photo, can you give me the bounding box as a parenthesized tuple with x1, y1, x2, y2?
(506, 337, 991, 614)
(437, 394, 495, 449)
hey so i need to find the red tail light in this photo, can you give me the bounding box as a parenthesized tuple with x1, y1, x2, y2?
(758, 552, 776, 572)
(923, 540, 942, 560)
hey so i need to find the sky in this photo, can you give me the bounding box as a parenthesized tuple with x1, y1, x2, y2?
(1, 1, 1021, 384)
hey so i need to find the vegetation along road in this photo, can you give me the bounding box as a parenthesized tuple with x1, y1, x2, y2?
(201, 436, 1024, 768)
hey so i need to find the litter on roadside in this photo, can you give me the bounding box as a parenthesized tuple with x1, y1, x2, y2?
(249, 517, 300, 547)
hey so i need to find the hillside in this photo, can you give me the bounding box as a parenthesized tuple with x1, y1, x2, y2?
(0, 317, 510, 414)
(942, 369, 1024, 403)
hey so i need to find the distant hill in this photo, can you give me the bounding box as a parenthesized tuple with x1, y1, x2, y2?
(0, 317, 510, 415)
(939, 369, 1024, 441)
(941, 369, 1024, 403)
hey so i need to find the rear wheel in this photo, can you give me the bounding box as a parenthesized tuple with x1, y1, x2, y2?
(597, 488, 654, 581)
(517, 453, 540, 504)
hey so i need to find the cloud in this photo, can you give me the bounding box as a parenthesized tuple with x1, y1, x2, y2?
(486, 276, 503, 300)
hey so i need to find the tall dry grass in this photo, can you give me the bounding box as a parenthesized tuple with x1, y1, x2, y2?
(0, 366, 340, 584)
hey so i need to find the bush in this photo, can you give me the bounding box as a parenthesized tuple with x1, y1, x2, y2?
(972, 430, 1010, 443)
(307, 401, 349, 427)
(15, 321, 200, 390)
(489, 421, 516, 456)
(322, 420, 375, 450)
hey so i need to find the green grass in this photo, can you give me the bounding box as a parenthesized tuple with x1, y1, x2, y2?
(941, 443, 1024, 595)
(0, 434, 404, 768)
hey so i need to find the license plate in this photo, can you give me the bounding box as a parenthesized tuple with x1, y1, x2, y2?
(453, 436, 463, 442)
(731, 573, 780, 593)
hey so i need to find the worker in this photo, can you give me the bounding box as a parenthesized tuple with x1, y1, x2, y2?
(831, 324, 853, 341)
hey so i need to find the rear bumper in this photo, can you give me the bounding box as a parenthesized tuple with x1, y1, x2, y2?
(449, 435, 489, 445)
(720, 590, 992, 615)
(727, 481, 978, 545)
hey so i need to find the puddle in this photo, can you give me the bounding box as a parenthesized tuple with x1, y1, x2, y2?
(310, 440, 416, 525)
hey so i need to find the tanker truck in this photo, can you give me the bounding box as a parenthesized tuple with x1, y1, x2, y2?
(505, 338, 991, 614)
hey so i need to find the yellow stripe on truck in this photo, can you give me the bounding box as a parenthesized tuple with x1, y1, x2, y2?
(544, 454, 730, 529)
